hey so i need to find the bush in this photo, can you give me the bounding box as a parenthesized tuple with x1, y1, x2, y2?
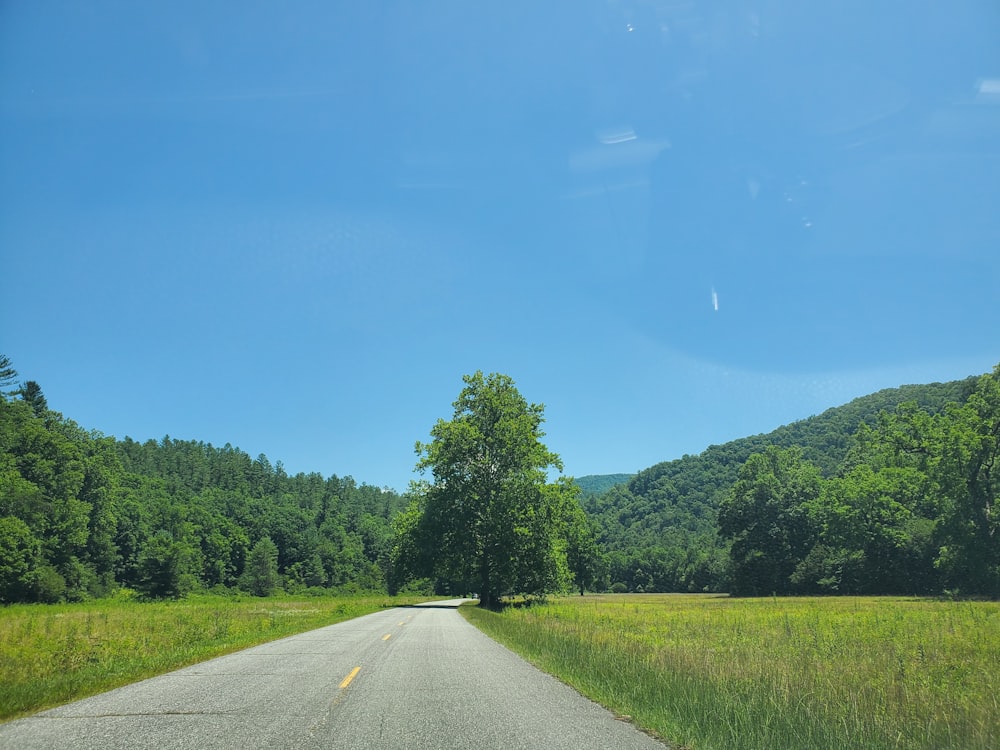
(31, 565, 67, 603)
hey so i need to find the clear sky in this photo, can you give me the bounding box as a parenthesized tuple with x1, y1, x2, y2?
(2, 2, 998, 491)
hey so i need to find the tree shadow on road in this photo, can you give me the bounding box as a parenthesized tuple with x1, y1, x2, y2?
(397, 599, 476, 609)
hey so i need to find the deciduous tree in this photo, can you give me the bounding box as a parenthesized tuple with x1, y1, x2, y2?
(0, 516, 40, 602)
(401, 372, 575, 608)
(719, 447, 821, 595)
(565, 502, 607, 595)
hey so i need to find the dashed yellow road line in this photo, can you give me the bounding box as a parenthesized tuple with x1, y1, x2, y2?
(382, 633, 392, 641)
(339, 666, 361, 689)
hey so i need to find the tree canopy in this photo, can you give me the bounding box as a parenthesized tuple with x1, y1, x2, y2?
(582, 367, 997, 597)
(0, 353, 407, 603)
(719, 447, 821, 596)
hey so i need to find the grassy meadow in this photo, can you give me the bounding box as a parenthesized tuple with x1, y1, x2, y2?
(463, 594, 999, 750)
(0, 592, 432, 722)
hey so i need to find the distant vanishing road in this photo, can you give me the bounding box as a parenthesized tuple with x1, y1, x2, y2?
(0, 600, 666, 749)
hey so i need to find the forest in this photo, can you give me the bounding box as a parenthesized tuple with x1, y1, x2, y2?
(1, 353, 997, 602)
(0, 356, 407, 602)
(585, 368, 998, 597)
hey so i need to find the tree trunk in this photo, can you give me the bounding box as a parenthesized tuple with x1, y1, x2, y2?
(478, 581, 501, 610)
(479, 554, 499, 609)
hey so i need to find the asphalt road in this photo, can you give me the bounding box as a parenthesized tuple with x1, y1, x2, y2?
(0, 600, 666, 749)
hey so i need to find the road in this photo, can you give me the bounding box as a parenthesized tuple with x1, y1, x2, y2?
(0, 600, 666, 749)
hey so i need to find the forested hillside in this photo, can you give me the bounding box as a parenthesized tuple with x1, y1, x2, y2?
(585, 375, 988, 594)
(3, 350, 997, 604)
(573, 474, 634, 497)
(0, 356, 407, 603)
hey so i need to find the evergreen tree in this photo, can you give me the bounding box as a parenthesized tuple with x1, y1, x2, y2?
(243, 536, 280, 596)
(0, 354, 17, 398)
(18, 381, 47, 417)
(137, 531, 199, 599)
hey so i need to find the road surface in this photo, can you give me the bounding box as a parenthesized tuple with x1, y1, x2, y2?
(0, 599, 666, 749)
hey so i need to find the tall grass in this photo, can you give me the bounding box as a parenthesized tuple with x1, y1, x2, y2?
(0, 592, 431, 722)
(463, 594, 1000, 750)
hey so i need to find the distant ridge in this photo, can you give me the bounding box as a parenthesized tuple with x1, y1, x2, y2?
(573, 473, 634, 497)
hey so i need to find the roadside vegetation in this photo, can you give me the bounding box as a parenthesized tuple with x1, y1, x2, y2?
(0, 592, 432, 722)
(463, 594, 1000, 750)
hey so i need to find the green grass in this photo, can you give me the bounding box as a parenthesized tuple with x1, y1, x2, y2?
(462, 594, 1000, 750)
(0, 591, 433, 722)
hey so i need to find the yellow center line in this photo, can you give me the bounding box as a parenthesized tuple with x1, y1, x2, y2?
(382, 633, 392, 641)
(398, 621, 405, 626)
(339, 666, 361, 689)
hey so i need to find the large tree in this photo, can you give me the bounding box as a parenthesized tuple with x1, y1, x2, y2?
(401, 372, 576, 608)
(871, 366, 1000, 595)
(934, 366, 1000, 595)
(718, 446, 821, 596)
(565, 503, 607, 595)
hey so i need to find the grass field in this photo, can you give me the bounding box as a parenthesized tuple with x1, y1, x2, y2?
(462, 594, 1000, 750)
(0, 592, 432, 722)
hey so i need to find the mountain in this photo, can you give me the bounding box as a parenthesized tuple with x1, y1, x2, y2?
(584, 376, 979, 592)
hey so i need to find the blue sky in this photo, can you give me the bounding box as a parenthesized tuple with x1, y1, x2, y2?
(2, 2, 999, 491)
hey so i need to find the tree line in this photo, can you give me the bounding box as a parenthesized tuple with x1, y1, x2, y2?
(0, 354, 407, 603)
(2, 351, 996, 605)
(0, 359, 601, 608)
(721, 364, 999, 596)
(583, 366, 998, 597)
